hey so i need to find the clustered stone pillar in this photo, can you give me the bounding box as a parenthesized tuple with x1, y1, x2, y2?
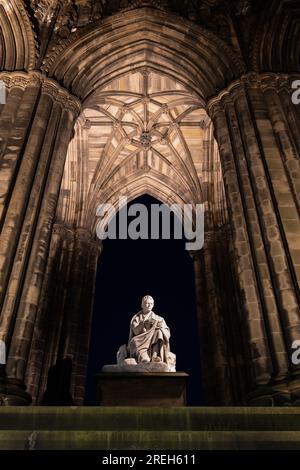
(0, 71, 81, 404)
(60, 228, 101, 405)
(191, 226, 251, 405)
(190, 240, 232, 405)
(25, 223, 75, 404)
(72, 238, 101, 404)
(25, 225, 101, 405)
(208, 72, 300, 405)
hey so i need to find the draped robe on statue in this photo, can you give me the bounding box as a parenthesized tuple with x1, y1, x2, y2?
(128, 311, 170, 363)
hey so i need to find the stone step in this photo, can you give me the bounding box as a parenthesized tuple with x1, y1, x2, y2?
(1, 429, 300, 450)
(0, 407, 300, 432)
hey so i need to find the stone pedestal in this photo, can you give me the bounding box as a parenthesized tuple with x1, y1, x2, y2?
(95, 372, 188, 406)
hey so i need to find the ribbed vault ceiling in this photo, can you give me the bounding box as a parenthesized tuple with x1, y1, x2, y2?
(85, 69, 207, 199)
(58, 68, 225, 230)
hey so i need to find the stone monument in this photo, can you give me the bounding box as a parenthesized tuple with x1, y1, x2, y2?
(102, 295, 176, 373)
(97, 296, 187, 406)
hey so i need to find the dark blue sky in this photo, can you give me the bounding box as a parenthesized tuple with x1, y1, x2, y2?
(85, 195, 202, 405)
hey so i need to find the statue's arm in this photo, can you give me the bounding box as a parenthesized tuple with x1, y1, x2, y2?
(163, 325, 171, 340)
(157, 318, 170, 340)
(131, 316, 146, 335)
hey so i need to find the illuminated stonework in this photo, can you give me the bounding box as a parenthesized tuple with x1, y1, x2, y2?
(140, 132, 152, 148)
(58, 69, 225, 232)
(0, 0, 300, 411)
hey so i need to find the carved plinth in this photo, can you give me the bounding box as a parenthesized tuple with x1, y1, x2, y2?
(102, 362, 169, 373)
(95, 372, 188, 406)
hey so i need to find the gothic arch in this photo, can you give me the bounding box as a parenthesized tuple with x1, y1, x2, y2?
(3, 1, 300, 409)
(91, 175, 190, 236)
(56, 68, 224, 236)
(250, 0, 300, 73)
(44, 7, 245, 101)
(0, 0, 36, 71)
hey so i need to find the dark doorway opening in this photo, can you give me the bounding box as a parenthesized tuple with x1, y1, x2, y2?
(85, 195, 202, 405)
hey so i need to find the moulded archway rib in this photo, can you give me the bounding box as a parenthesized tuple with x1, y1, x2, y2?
(44, 7, 245, 101)
(58, 67, 226, 233)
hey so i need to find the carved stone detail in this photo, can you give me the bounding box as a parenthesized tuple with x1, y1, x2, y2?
(30, 0, 59, 24)
(0, 71, 40, 91)
(207, 72, 296, 114)
(0, 72, 80, 112)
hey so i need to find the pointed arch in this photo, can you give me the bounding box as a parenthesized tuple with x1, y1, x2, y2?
(90, 173, 192, 235)
(250, 0, 300, 73)
(44, 7, 245, 101)
(0, 0, 36, 71)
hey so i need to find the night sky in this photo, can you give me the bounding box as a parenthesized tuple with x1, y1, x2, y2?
(85, 195, 203, 405)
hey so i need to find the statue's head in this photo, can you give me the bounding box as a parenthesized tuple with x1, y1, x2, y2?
(141, 295, 154, 314)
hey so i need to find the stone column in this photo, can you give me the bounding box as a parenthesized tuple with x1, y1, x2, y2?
(222, 90, 288, 380)
(0, 72, 81, 404)
(248, 74, 300, 402)
(0, 81, 53, 304)
(208, 73, 300, 405)
(260, 74, 300, 273)
(60, 228, 94, 364)
(57, 228, 101, 404)
(214, 226, 252, 404)
(0, 73, 41, 225)
(26, 226, 101, 405)
(190, 239, 233, 405)
(189, 250, 206, 381)
(191, 224, 251, 405)
(25, 224, 75, 404)
(278, 78, 300, 156)
(208, 96, 273, 396)
(237, 76, 300, 345)
(72, 238, 102, 404)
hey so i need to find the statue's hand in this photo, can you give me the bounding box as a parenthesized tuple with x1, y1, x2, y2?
(145, 320, 154, 329)
(133, 322, 147, 335)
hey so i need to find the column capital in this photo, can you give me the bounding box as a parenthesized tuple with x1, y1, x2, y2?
(240, 72, 260, 87)
(206, 97, 224, 120)
(42, 77, 81, 117)
(0, 71, 81, 117)
(42, 79, 60, 101)
(259, 73, 289, 93)
(207, 72, 298, 114)
(53, 223, 74, 241)
(74, 227, 103, 257)
(0, 71, 41, 90)
(207, 80, 245, 116)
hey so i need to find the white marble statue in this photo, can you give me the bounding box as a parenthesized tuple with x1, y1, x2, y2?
(128, 295, 172, 364)
(102, 295, 176, 373)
